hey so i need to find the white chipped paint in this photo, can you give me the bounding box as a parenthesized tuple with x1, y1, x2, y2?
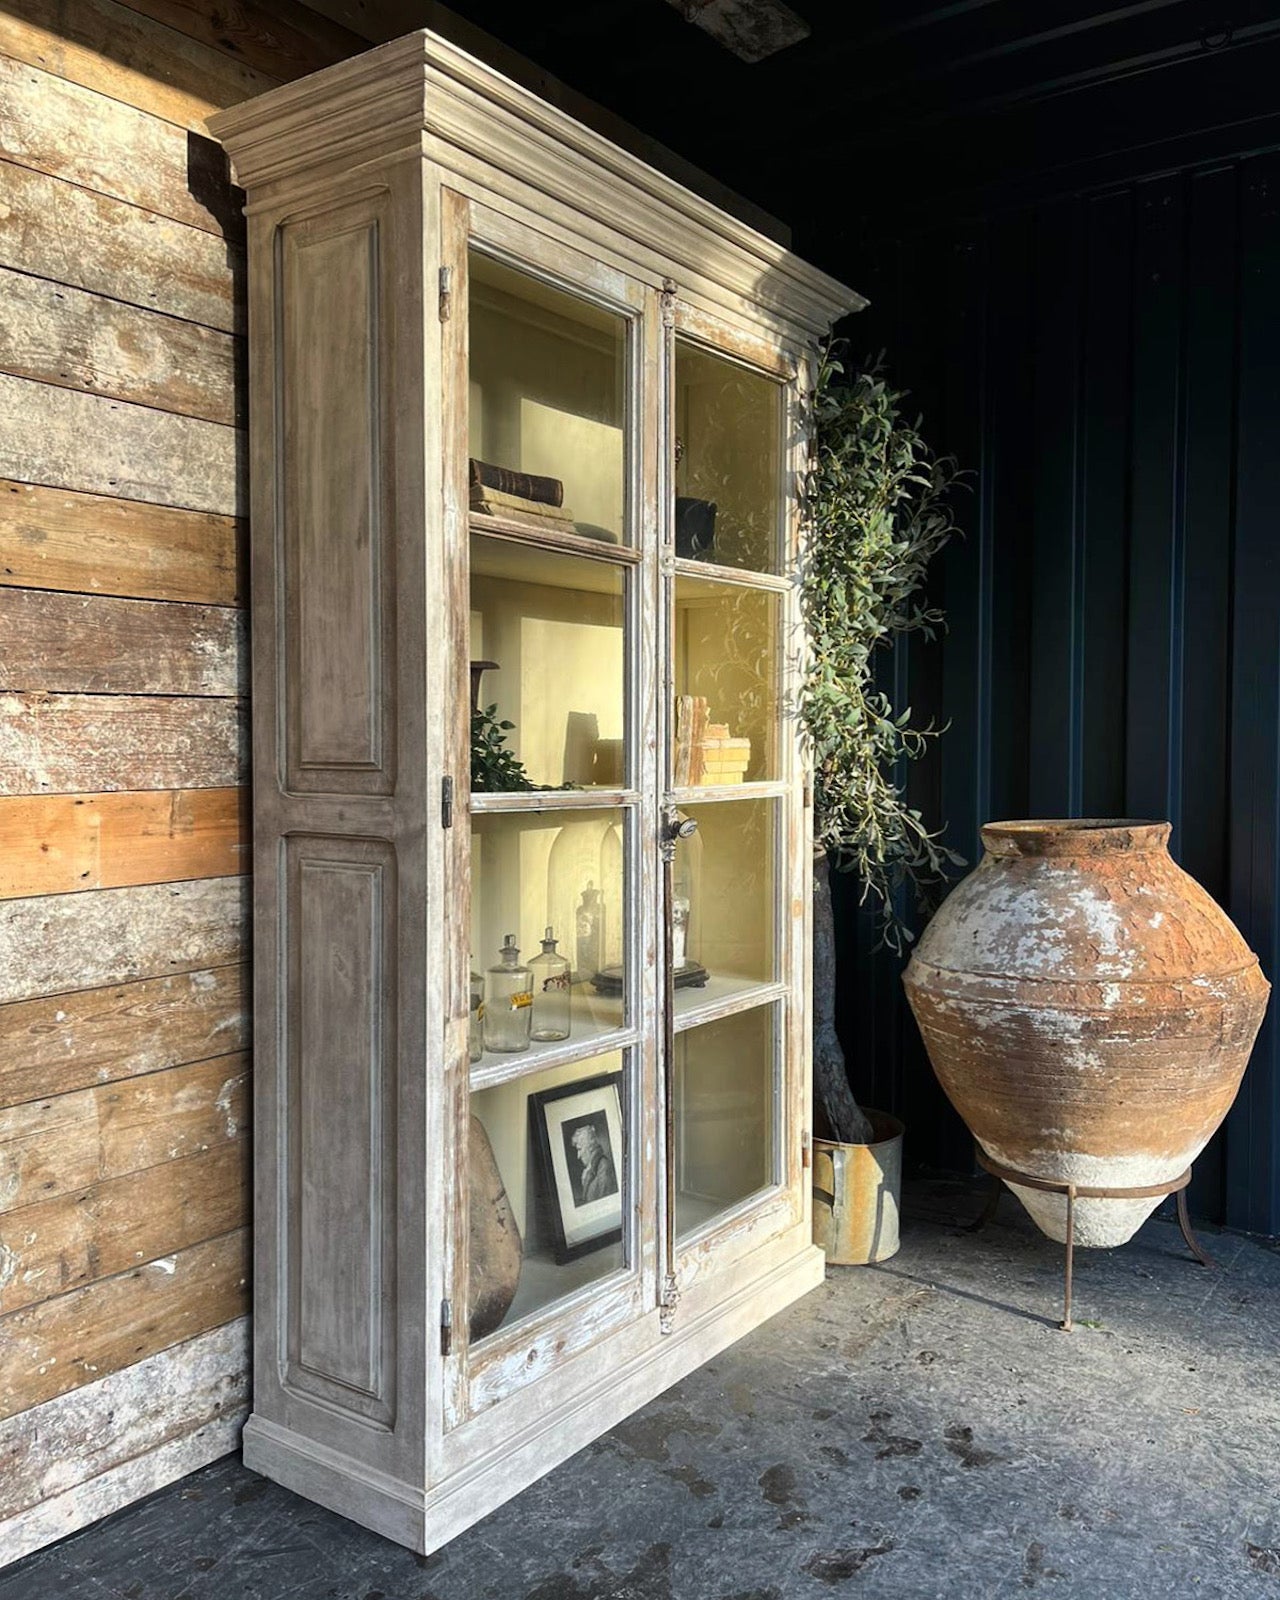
(214, 1077, 239, 1138)
(0, 1243, 16, 1292)
(150, 1256, 177, 1276)
(53, 1011, 66, 1022)
(1150, 912, 1164, 928)
(191, 970, 217, 991)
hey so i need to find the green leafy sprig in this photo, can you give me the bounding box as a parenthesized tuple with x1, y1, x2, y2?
(471, 702, 535, 792)
(800, 347, 966, 951)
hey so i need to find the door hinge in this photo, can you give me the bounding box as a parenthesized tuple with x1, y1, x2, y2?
(439, 265, 454, 322)
(440, 1298, 453, 1356)
(802, 1128, 812, 1170)
(442, 775, 454, 829)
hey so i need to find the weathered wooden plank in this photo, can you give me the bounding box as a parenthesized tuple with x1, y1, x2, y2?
(0, 55, 241, 238)
(0, 1315, 248, 1541)
(0, 787, 249, 899)
(0, 376, 240, 515)
(0, 162, 240, 333)
(0, 267, 241, 426)
(0, 0, 275, 134)
(0, 1136, 248, 1314)
(119, 0, 364, 81)
(0, 693, 246, 794)
(0, 1051, 248, 1213)
(0, 962, 248, 1108)
(0, 876, 247, 1005)
(0, 481, 243, 605)
(0, 589, 243, 695)
(0, 1226, 248, 1419)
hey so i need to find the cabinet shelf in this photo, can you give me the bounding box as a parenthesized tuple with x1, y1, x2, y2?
(469, 983, 629, 1090)
(470, 512, 640, 569)
(673, 973, 786, 1032)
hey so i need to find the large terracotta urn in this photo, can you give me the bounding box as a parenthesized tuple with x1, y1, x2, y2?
(903, 820, 1270, 1247)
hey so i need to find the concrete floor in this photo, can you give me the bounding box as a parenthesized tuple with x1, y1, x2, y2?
(6, 1179, 1280, 1600)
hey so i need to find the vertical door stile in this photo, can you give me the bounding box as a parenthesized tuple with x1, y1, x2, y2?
(657, 279, 680, 1332)
(637, 280, 665, 1311)
(438, 184, 473, 1437)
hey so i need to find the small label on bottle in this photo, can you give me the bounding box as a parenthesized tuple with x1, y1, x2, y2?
(542, 973, 571, 992)
(509, 991, 533, 1010)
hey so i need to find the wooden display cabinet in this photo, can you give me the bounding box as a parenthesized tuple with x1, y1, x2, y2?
(209, 30, 862, 1553)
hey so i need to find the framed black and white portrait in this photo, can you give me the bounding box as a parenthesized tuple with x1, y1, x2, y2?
(529, 1072, 624, 1262)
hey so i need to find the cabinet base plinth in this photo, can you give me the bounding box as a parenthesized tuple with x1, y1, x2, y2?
(243, 1241, 825, 1555)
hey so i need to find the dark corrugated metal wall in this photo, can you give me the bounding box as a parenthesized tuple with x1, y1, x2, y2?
(838, 151, 1280, 1234)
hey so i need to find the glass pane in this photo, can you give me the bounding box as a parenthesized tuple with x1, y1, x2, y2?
(471, 535, 625, 792)
(469, 253, 627, 545)
(470, 808, 627, 1059)
(673, 797, 777, 1018)
(674, 339, 782, 573)
(470, 1051, 628, 1342)
(673, 575, 778, 785)
(675, 1007, 777, 1239)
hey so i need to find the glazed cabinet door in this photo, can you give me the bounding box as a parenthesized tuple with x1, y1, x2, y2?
(660, 304, 813, 1315)
(438, 192, 663, 1433)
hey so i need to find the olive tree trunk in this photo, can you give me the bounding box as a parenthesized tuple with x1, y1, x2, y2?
(813, 850, 875, 1145)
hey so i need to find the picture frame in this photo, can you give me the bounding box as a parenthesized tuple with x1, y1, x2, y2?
(529, 1072, 625, 1263)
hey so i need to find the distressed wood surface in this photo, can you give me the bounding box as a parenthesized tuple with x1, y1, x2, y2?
(0, 692, 246, 794)
(0, 787, 248, 899)
(0, 162, 240, 333)
(0, 1050, 248, 1212)
(0, 1136, 248, 1314)
(0, 589, 243, 695)
(0, 962, 249, 1108)
(120, 0, 362, 80)
(0, 0, 274, 133)
(0, 376, 240, 515)
(0, 876, 247, 1004)
(0, 1225, 249, 1418)
(0, 1314, 248, 1526)
(0, 481, 243, 606)
(0, 953, 249, 1107)
(0, 55, 241, 238)
(0, 267, 242, 426)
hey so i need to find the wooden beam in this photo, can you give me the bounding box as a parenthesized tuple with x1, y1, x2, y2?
(0, 1225, 249, 1418)
(0, 590, 243, 695)
(0, 161, 241, 334)
(0, 1137, 248, 1314)
(0, 788, 248, 899)
(0, 54, 241, 238)
(0, 377, 240, 516)
(0, 692, 246, 794)
(0, 963, 249, 1108)
(0, 0, 276, 135)
(0, 1051, 248, 1213)
(0, 481, 244, 606)
(0, 876, 247, 1005)
(0, 267, 241, 427)
(117, 0, 365, 83)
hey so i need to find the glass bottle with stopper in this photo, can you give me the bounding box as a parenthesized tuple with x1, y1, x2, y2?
(483, 935, 533, 1053)
(529, 927, 571, 1042)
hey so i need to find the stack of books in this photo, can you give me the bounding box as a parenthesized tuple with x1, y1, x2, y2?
(469, 459, 576, 533)
(674, 697, 752, 785)
(697, 724, 751, 784)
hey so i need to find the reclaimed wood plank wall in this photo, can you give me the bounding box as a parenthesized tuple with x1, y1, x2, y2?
(0, 0, 374, 1565)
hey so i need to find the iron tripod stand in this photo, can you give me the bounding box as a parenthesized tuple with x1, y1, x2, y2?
(968, 1147, 1213, 1331)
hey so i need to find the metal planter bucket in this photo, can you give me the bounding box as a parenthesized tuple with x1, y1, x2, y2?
(812, 1110, 904, 1265)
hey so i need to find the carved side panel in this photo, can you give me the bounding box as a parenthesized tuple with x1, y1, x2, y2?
(283, 835, 396, 1425)
(277, 195, 395, 794)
